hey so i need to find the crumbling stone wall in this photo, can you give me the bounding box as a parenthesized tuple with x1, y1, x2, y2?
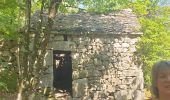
(44, 34, 144, 100)
(40, 9, 144, 100)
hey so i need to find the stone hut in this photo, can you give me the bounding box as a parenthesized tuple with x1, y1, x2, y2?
(40, 9, 144, 100)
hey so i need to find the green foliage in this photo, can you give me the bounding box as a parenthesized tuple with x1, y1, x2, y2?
(0, 69, 18, 92)
(139, 17, 170, 83)
(0, 0, 22, 40)
(130, 0, 170, 85)
(0, 57, 18, 92)
(130, 0, 161, 17)
(0, 0, 23, 93)
(59, 0, 79, 13)
(0, 82, 8, 92)
(81, 0, 130, 13)
(58, 0, 130, 13)
(32, 0, 42, 13)
(129, 0, 150, 16)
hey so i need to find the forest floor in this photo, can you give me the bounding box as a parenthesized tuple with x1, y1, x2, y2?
(0, 92, 17, 100)
(0, 91, 71, 100)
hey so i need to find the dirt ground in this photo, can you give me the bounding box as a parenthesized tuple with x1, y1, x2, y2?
(0, 92, 17, 100)
(0, 92, 71, 100)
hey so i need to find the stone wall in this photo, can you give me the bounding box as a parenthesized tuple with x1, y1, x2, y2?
(0, 40, 18, 72)
(43, 33, 144, 100)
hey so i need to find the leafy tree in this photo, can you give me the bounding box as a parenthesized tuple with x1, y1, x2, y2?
(0, 0, 23, 93)
(1, 0, 63, 99)
(0, 0, 22, 40)
(16, 0, 63, 99)
(58, 0, 130, 13)
(130, 0, 170, 85)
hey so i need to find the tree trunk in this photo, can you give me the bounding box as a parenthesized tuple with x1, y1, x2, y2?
(17, 80, 24, 100)
(17, 0, 31, 99)
(17, 0, 62, 99)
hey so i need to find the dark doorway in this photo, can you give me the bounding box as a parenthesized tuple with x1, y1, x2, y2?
(53, 50, 72, 96)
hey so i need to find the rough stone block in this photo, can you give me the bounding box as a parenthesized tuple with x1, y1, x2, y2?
(72, 78, 88, 98)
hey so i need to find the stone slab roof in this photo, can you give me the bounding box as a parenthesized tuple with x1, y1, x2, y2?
(31, 9, 142, 35)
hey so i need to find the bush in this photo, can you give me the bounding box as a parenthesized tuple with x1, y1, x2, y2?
(0, 69, 18, 92)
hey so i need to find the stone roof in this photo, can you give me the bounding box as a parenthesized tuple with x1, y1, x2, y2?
(31, 9, 142, 35)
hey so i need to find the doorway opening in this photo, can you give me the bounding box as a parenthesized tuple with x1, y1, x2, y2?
(53, 50, 72, 96)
